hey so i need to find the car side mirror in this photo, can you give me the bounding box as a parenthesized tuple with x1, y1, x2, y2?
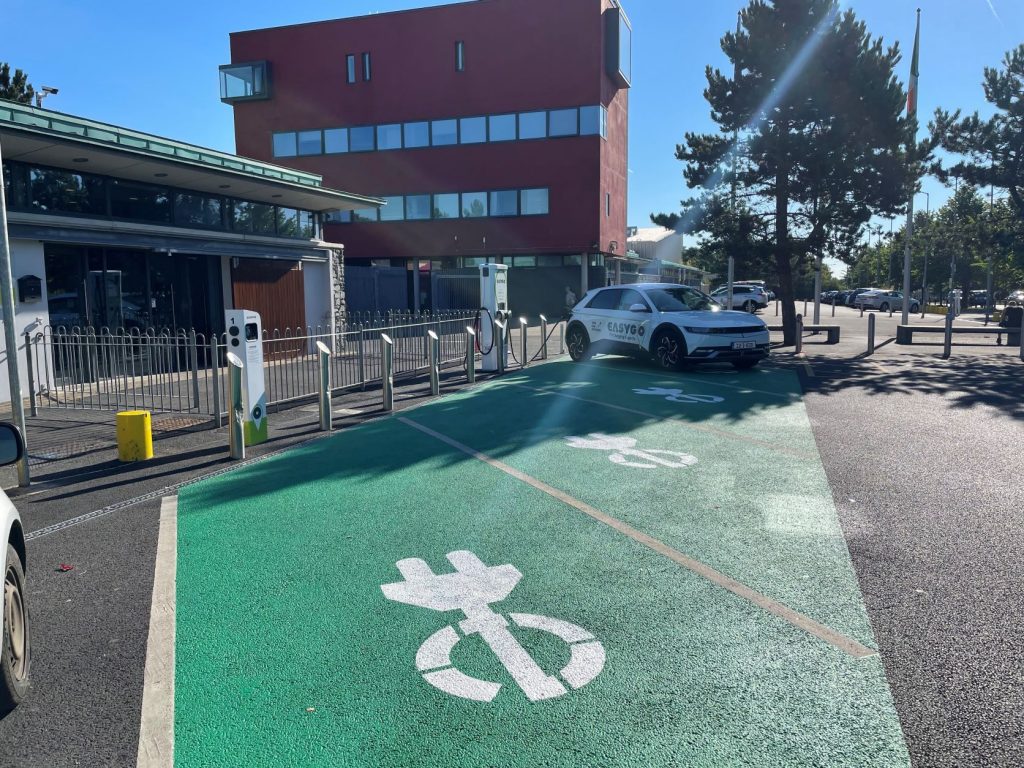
(0, 423, 24, 467)
(628, 303, 650, 313)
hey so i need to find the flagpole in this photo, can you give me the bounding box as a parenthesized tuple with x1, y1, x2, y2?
(902, 8, 921, 325)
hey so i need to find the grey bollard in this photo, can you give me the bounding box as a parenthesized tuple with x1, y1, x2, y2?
(942, 312, 953, 360)
(494, 319, 506, 375)
(889, 305, 894, 318)
(559, 322, 565, 354)
(316, 340, 332, 432)
(381, 333, 394, 411)
(465, 326, 476, 384)
(428, 330, 440, 396)
(860, 303, 865, 317)
(831, 300, 836, 318)
(211, 336, 222, 428)
(775, 300, 779, 317)
(795, 314, 803, 354)
(1019, 309, 1024, 362)
(867, 313, 876, 355)
(519, 317, 528, 368)
(803, 300, 808, 317)
(227, 351, 245, 460)
(540, 315, 549, 360)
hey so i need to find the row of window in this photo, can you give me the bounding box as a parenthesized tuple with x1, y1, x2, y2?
(3, 161, 318, 239)
(272, 105, 608, 158)
(360, 254, 605, 270)
(346, 53, 371, 84)
(329, 188, 548, 224)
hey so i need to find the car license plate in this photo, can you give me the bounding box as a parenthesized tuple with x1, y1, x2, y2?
(732, 341, 756, 350)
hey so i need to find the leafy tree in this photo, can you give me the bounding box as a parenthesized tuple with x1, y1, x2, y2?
(0, 63, 34, 104)
(932, 45, 1024, 219)
(657, 0, 922, 343)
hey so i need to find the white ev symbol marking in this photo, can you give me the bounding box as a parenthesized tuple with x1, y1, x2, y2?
(381, 550, 605, 703)
(564, 433, 698, 469)
(633, 386, 724, 404)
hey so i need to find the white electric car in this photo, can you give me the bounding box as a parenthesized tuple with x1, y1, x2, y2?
(566, 283, 770, 370)
(0, 423, 30, 716)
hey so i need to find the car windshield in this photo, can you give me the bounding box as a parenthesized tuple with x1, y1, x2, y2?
(644, 286, 716, 312)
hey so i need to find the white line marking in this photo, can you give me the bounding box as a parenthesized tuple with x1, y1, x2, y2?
(137, 495, 177, 768)
(575, 361, 793, 399)
(398, 417, 876, 660)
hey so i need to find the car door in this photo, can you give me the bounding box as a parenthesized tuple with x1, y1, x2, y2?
(604, 288, 651, 352)
(579, 288, 623, 351)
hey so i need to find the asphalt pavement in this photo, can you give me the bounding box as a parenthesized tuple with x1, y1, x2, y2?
(0, 305, 1020, 767)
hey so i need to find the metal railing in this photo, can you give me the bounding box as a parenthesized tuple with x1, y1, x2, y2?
(25, 311, 478, 421)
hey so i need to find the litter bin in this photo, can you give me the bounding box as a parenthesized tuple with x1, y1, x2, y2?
(1000, 305, 1022, 346)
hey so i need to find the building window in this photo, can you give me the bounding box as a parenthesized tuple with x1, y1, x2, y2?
(459, 116, 486, 144)
(580, 106, 603, 137)
(431, 119, 458, 146)
(324, 128, 349, 153)
(352, 207, 377, 223)
(110, 180, 171, 223)
(455, 41, 465, 72)
(174, 193, 223, 228)
(406, 195, 432, 220)
(488, 114, 516, 142)
(518, 111, 547, 140)
(404, 121, 430, 148)
(276, 207, 301, 236)
(432, 193, 460, 219)
(362, 52, 372, 82)
(219, 62, 269, 102)
(520, 188, 549, 216)
(231, 200, 276, 234)
(28, 167, 106, 216)
(489, 190, 518, 217)
(606, 193, 611, 217)
(346, 55, 357, 84)
(297, 130, 322, 156)
(548, 108, 578, 137)
(272, 132, 297, 158)
(604, 6, 632, 88)
(461, 192, 488, 218)
(379, 195, 405, 221)
(377, 124, 402, 151)
(349, 126, 376, 152)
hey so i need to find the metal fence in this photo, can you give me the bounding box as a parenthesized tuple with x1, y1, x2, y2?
(25, 311, 478, 421)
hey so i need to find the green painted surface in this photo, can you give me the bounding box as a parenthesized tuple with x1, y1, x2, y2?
(175, 359, 910, 767)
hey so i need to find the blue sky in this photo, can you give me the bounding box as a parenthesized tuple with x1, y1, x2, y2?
(5, 0, 1021, 238)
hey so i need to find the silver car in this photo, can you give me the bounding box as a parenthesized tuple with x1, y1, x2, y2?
(857, 290, 919, 313)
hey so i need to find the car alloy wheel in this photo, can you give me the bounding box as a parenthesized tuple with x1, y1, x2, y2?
(566, 326, 589, 362)
(880, 303, 889, 312)
(1, 544, 31, 713)
(653, 330, 685, 371)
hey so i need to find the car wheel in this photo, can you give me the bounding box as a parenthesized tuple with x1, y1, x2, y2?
(742, 300, 755, 313)
(880, 303, 889, 312)
(0, 544, 30, 715)
(566, 324, 591, 362)
(732, 359, 759, 371)
(651, 328, 686, 371)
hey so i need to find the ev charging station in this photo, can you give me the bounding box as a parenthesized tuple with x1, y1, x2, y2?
(478, 263, 511, 372)
(225, 309, 268, 446)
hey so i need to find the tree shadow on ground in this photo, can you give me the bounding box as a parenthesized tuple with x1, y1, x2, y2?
(807, 354, 1024, 420)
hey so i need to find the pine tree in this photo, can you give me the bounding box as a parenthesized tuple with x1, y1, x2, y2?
(932, 45, 1024, 220)
(0, 64, 35, 105)
(659, 0, 918, 343)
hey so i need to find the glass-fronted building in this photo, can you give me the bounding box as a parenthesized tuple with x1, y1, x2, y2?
(0, 98, 381, 404)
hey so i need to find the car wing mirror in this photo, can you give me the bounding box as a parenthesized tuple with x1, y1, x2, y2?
(0, 423, 25, 466)
(628, 303, 650, 313)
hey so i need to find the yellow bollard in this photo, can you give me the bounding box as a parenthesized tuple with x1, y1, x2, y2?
(116, 410, 154, 462)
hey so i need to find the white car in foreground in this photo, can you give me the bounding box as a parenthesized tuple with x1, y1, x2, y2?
(566, 283, 770, 371)
(1, 424, 30, 716)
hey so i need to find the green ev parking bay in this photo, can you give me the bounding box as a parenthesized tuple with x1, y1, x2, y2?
(166, 359, 910, 767)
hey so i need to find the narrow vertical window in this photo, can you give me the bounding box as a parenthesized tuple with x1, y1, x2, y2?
(606, 193, 611, 217)
(346, 55, 356, 84)
(362, 52, 372, 82)
(455, 41, 465, 72)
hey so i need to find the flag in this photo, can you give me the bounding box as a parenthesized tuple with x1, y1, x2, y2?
(906, 10, 921, 117)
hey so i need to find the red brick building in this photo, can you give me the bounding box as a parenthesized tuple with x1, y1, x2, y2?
(221, 0, 631, 315)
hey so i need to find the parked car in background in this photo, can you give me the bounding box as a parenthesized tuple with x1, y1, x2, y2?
(1006, 288, 1024, 305)
(845, 288, 877, 307)
(856, 290, 920, 313)
(1, 423, 30, 716)
(820, 290, 839, 304)
(709, 284, 770, 313)
(967, 290, 991, 308)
